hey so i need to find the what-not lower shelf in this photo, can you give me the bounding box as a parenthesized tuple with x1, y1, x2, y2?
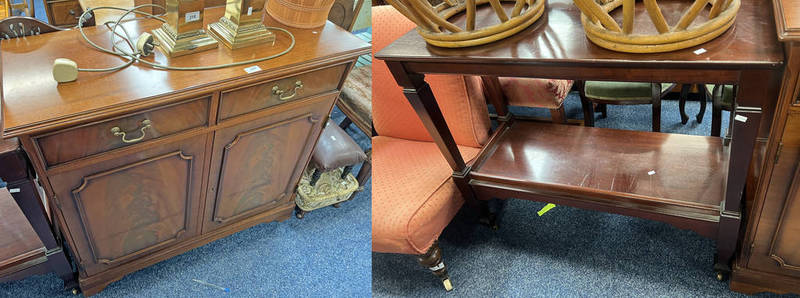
(469, 120, 729, 232)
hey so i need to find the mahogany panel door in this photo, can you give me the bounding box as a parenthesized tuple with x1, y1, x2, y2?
(47, 135, 208, 276)
(202, 93, 335, 232)
(747, 111, 800, 278)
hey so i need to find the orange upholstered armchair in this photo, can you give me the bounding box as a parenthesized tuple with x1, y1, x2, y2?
(371, 5, 491, 291)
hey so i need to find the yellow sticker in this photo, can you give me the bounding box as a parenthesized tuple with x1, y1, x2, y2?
(537, 203, 556, 216)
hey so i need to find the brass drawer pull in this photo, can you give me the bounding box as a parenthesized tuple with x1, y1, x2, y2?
(271, 80, 303, 101)
(110, 119, 152, 144)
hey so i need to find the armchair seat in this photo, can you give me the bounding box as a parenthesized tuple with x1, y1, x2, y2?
(339, 66, 372, 134)
(585, 81, 673, 101)
(498, 78, 573, 109)
(371, 136, 480, 255)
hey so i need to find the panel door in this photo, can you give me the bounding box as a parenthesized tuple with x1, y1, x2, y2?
(48, 135, 207, 276)
(748, 111, 800, 278)
(202, 93, 335, 232)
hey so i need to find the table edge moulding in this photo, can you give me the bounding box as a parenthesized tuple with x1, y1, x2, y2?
(1, 5, 370, 296)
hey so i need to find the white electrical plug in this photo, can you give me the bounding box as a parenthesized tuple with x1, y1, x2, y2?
(53, 58, 78, 83)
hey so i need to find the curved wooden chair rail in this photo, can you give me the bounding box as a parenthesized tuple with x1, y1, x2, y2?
(0, 16, 64, 39)
(572, 0, 740, 53)
(0, 15, 96, 40)
(386, 0, 545, 47)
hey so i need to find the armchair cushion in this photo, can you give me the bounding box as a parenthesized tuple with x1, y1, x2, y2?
(372, 5, 490, 148)
(371, 136, 480, 255)
(338, 65, 372, 134)
(585, 81, 674, 101)
(498, 78, 573, 109)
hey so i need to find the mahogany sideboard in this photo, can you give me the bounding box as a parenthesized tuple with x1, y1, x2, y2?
(0, 7, 369, 296)
(729, 0, 800, 294)
(376, 0, 783, 286)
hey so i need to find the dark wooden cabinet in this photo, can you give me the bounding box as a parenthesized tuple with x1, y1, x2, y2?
(730, 1, 800, 294)
(0, 7, 369, 296)
(47, 135, 207, 277)
(45, 0, 83, 26)
(203, 93, 334, 232)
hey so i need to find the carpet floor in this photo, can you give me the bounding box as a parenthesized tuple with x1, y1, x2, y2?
(0, 107, 372, 298)
(372, 93, 796, 297)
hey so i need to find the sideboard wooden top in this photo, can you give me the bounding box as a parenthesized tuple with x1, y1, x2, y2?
(377, 0, 783, 70)
(774, 0, 800, 41)
(1, 7, 370, 138)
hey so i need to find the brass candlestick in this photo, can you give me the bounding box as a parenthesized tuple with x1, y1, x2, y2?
(207, 0, 275, 49)
(152, 0, 218, 57)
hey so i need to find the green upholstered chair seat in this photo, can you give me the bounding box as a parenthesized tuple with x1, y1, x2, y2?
(585, 81, 674, 101)
(705, 84, 734, 108)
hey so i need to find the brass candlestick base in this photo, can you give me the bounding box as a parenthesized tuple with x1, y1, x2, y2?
(153, 23, 219, 57)
(208, 16, 275, 49)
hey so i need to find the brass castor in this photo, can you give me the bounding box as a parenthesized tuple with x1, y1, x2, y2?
(715, 271, 728, 281)
(442, 278, 454, 292)
(71, 288, 79, 295)
(333, 203, 341, 208)
(295, 210, 306, 219)
(418, 241, 454, 292)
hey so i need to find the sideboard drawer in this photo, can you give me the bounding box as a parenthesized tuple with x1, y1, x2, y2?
(47, 0, 82, 26)
(35, 96, 211, 167)
(218, 64, 347, 121)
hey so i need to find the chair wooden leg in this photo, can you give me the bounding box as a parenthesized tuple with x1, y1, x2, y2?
(577, 81, 595, 127)
(418, 241, 453, 292)
(679, 84, 690, 124)
(598, 103, 608, 118)
(549, 106, 567, 124)
(651, 84, 662, 132)
(339, 117, 353, 130)
(696, 84, 707, 123)
(711, 85, 723, 137)
(309, 169, 321, 186)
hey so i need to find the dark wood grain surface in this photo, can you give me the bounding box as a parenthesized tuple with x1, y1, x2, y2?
(0, 187, 46, 274)
(376, 0, 783, 69)
(471, 121, 727, 214)
(774, 0, 800, 41)
(0, 6, 370, 138)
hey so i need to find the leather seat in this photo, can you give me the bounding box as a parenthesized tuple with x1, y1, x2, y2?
(312, 119, 367, 172)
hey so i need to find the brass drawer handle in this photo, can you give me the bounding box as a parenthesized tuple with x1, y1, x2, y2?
(110, 119, 152, 144)
(271, 80, 303, 101)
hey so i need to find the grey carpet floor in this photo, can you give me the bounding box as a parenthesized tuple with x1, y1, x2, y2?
(372, 93, 796, 297)
(0, 107, 372, 297)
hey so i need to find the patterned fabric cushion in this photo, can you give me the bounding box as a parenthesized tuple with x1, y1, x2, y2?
(371, 136, 481, 254)
(339, 66, 372, 134)
(498, 78, 573, 109)
(585, 81, 673, 101)
(372, 5, 490, 148)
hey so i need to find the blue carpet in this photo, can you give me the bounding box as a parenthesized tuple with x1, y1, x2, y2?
(0, 107, 372, 297)
(372, 93, 794, 297)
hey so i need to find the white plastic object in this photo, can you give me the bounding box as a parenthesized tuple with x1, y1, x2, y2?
(53, 58, 79, 83)
(136, 32, 155, 56)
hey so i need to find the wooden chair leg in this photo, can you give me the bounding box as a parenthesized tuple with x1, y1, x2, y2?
(339, 116, 352, 130)
(309, 169, 321, 186)
(340, 165, 353, 179)
(598, 103, 608, 118)
(679, 84, 691, 124)
(549, 106, 567, 124)
(651, 83, 662, 132)
(696, 84, 707, 123)
(417, 241, 453, 292)
(577, 81, 595, 127)
(711, 85, 723, 137)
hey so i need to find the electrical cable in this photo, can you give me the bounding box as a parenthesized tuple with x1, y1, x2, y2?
(60, 4, 295, 79)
